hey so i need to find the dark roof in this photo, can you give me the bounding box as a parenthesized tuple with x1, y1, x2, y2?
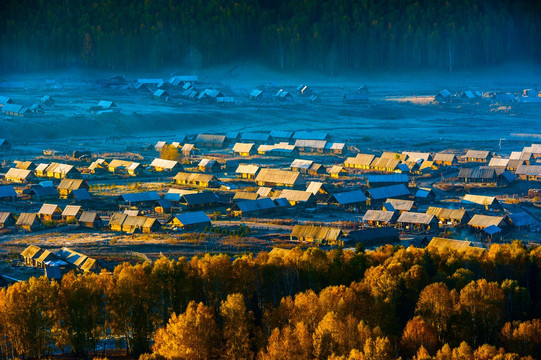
(71, 188, 91, 201)
(170, 211, 211, 226)
(0, 185, 16, 198)
(30, 186, 58, 197)
(329, 190, 367, 205)
(458, 167, 497, 179)
(180, 192, 219, 205)
(234, 198, 276, 212)
(120, 191, 160, 203)
(366, 184, 410, 200)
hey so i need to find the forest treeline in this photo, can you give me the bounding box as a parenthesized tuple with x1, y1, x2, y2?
(0, 0, 540, 72)
(1, 242, 540, 359)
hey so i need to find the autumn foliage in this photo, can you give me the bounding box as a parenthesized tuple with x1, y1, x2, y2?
(0, 241, 539, 359)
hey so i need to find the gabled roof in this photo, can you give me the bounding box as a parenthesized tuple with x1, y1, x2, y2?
(198, 158, 218, 168)
(344, 154, 375, 166)
(79, 211, 101, 223)
(174, 172, 217, 183)
(257, 187, 272, 197)
(5, 168, 32, 180)
(195, 134, 226, 145)
(516, 165, 541, 176)
(233, 143, 255, 153)
(151, 158, 179, 170)
(293, 131, 329, 140)
(363, 210, 396, 223)
(468, 214, 507, 228)
(0, 212, 14, 224)
(38, 204, 61, 215)
(367, 174, 408, 183)
(21, 245, 42, 259)
(233, 191, 259, 200)
(367, 184, 410, 200)
(306, 181, 324, 195)
(291, 225, 342, 242)
(234, 198, 276, 212)
(164, 188, 198, 201)
(290, 159, 313, 169)
(30, 186, 58, 197)
(71, 188, 91, 201)
(277, 189, 314, 202)
(465, 150, 490, 159)
(488, 158, 509, 168)
(255, 168, 303, 186)
(58, 178, 86, 190)
(329, 190, 367, 205)
(403, 152, 432, 161)
(16, 213, 40, 226)
(462, 194, 498, 206)
(109, 212, 128, 226)
(170, 211, 211, 226)
(270, 130, 293, 139)
(384, 198, 415, 211)
(0, 185, 17, 198)
(397, 212, 436, 225)
(294, 139, 327, 149)
(236, 164, 259, 175)
(433, 153, 456, 162)
(426, 207, 468, 221)
(241, 133, 269, 142)
(62, 205, 81, 217)
(180, 192, 219, 205)
(458, 167, 498, 179)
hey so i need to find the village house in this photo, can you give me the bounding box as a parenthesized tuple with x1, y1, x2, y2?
(21, 245, 43, 267)
(122, 216, 161, 233)
(168, 211, 211, 230)
(397, 212, 439, 233)
(2, 104, 31, 117)
(78, 211, 103, 229)
(0, 185, 17, 201)
(306, 181, 329, 198)
(419, 161, 438, 173)
(174, 172, 219, 187)
(468, 214, 511, 234)
(155, 141, 167, 152)
(62, 205, 83, 222)
(403, 152, 432, 162)
(38, 204, 62, 222)
(0, 212, 15, 229)
(457, 167, 500, 184)
(290, 159, 326, 176)
(433, 153, 457, 166)
(257, 143, 298, 157)
(57, 248, 101, 273)
(257, 187, 273, 198)
(40, 95, 55, 107)
(198, 159, 221, 173)
(241, 133, 270, 144)
(365, 184, 411, 205)
(277, 189, 316, 207)
(255, 168, 304, 188)
(108, 159, 141, 176)
(197, 89, 224, 103)
(233, 191, 260, 201)
(0, 139, 12, 151)
(70, 188, 91, 203)
(369, 157, 401, 173)
(294, 139, 327, 153)
(14, 160, 34, 170)
(231, 198, 277, 218)
(16, 213, 43, 232)
(154, 199, 174, 214)
(274, 89, 293, 101)
(88, 159, 108, 174)
(426, 207, 471, 225)
(233, 143, 256, 156)
(290, 225, 343, 246)
(328, 165, 347, 178)
(29, 186, 58, 201)
(109, 213, 128, 231)
(0, 96, 13, 108)
(57, 178, 89, 199)
(325, 142, 346, 155)
(150, 158, 182, 172)
(515, 165, 541, 181)
(488, 158, 509, 169)
(366, 174, 408, 187)
(461, 194, 503, 211)
(464, 150, 492, 163)
(153, 89, 169, 101)
(346, 227, 400, 248)
(270, 130, 293, 142)
(181, 144, 198, 157)
(414, 187, 437, 203)
(118, 191, 161, 207)
(235, 164, 260, 179)
(383, 198, 416, 213)
(362, 210, 399, 226)
(328, 190, 368, 209)
(344, 154, 375, 169)
(179, 192, 220, 210)
(195, 134, 226, 149)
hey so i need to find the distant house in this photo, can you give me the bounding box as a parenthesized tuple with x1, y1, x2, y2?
(57, 178, 89, 199)
(38, 204, 62, 222)
(461, 194, 502, 211)
(16, 213, 43, 232)
(433, 153, 457, 166)
(233, 143, 255, 157)
(168, 211, 211, 230)
(0, 185, 17, 201)
(328, 165, 347, 178)
(122, 216, 160, 233)
(174, 172, 219, 188)
(37, 162, 80, 179)
(435, 89, 453, 103)
(468, 214, 511, 232)
(181, 144, 198, 157)
(29, 186, 58, 201)
(153, 89, 169, 101)
(198, 159, 221, 173)
(290, 159, 325, 176)
(270, 130, 293, 142)
(95, 100, 117, 111)
(294, 139, 327, 153)
(290, 225, 343, 245)
(297, 84, 312, 96)
(2, 104, 31, 117)
(231, 198, 276, 217)
(118, 191, 160, 206)
(277, 189, 316, 207)
(235, 164, 260, 179)
(464, 150, 492, 163)
(78, 211, 103, 229)
(0, 96, 14, 108)
(362, 210, 398, 226)
(516, 165, 541, 181)
(294, 131, 330, 141)
(154, 199, 173, 214)
(457, 167, 499, 184)
(369, 157, 401, 173)
(328, 190, 368, 209)
(179, 192, 220, 210)
(62, 205, 83, 222)
(241, 133, 270, 144)
(383, 198, 416, 213)
(428, 237, 472, 252)
(274, 89, 293, 101)
(70, 188, 91, 203)
(249, 89, 263, 101)
(0, 212, 16, 229)
(344, 154, 375, 169)
(397, 212, 439, 233)
(325, 142, 345, 155)
(195, 134, 227, 148)
(108, 159, 141, 176)
(88, 159, 108, 174)
(414, 187, 436, 203)
(198, 89, 224, 103)
(109, 213, 128, 232)
(233, 191, 260, 201)
(366, 184, 410, 204)
(366, 174, 408, 187)
(150, 158, 182, 172)
(0, 139, 12, 151)
(40, 95, 55, 107)
(255, 168, 304, 188)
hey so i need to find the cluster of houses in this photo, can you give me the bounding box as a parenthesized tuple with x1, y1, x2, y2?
(435, 88, 541, 104)
(0, 95, 55, 117)
(1, 131, 540, 256)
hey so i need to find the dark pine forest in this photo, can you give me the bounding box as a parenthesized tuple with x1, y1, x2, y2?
(0, 0, 540, 73)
